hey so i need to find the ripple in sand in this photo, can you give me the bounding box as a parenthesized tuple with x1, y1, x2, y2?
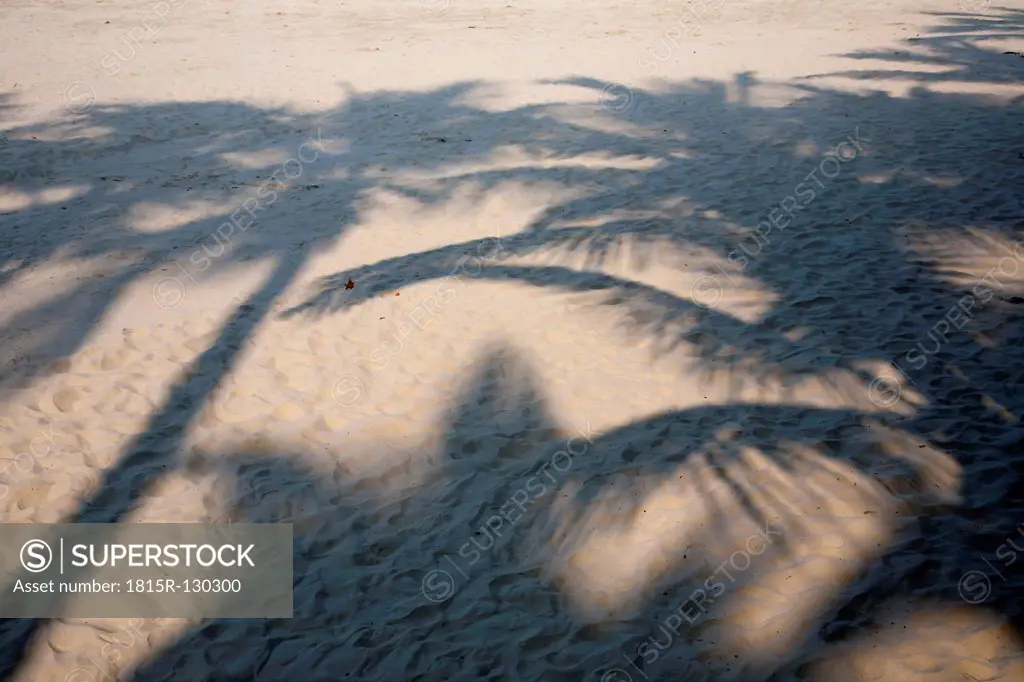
(52, 388, 83, 413)
(215, 394, 269, 423)
(272, 401, 306, 421)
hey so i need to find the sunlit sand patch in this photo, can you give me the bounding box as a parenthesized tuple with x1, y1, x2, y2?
(0, 185, 87, 212)
(916, 174, 962, 188)
(857, 170, 899, 184)
(802, 600, 1024, 682)
(17, 617, 190, 682)
(0, 254, 144, 326)
(904, 225, 1024, 294)
(851, 358, 929, 417)
(0, 191, 36, 215)
(3, 444, 251, 682)
(310, 179, 583, 286)
(859, 419, 963, 507)
(397, 145, 662, 188)
(792, 139, 820, 158)
(197, 423, 444, 505)
(546, 428, 961, 652)
(552, 241, 778, 329)
(695, 446, 910, 674)
(218, 147, 308, 170)
(355, 179, 561, 245)
(894, 80, 1024, 99)
(126, 200, 226, 234)
(544, 446, 801, 624)
(544, 460, 714, 623)
(678, 429, 960, 677)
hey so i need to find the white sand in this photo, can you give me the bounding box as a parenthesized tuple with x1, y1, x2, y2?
(2, 0, 1024, 679)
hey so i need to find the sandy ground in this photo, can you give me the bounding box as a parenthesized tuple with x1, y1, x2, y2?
(2, 0, 1024, 679)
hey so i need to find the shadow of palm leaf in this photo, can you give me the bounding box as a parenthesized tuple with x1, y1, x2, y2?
(273, 10, 1024, 677)
(1, 6, 1022, 679)
(807, 7, 1024, 87)
(117, 347, 965, 682)
(0, 81, 607, 677)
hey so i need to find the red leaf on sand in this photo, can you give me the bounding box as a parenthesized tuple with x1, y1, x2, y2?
(344, 278, 355, 290)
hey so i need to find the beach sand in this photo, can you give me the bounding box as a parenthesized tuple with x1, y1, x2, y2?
(1, 0, 1023, 679)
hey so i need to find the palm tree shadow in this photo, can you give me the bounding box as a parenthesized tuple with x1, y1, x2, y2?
(0, 83, 493, 401)
(1, 7, 1022, 677)
(277, 9, 1024, 677)
(120, 340, 572, 682)
(115, 343, 980, 682)
(0, 82, 565, 678)
(808, 7, 1024, 87)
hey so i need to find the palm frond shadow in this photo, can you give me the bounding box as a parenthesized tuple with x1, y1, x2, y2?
(809, 7, 1024, 86)
(0, 6, 1022, 679)
(117, 342, 975, 682)
(274, 10, 1023, 677)
(0, 82, 618, 676)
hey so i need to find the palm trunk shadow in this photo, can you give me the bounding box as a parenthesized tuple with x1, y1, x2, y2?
(0, 252, 309, 679)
